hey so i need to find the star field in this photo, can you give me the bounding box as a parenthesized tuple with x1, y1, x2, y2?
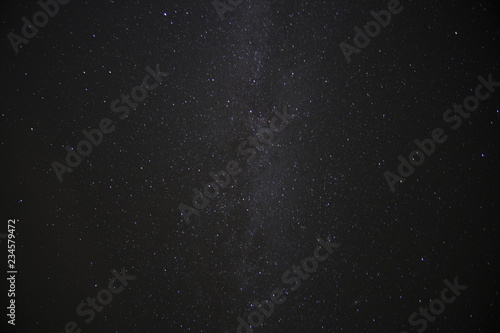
(1, 0, 500, 332)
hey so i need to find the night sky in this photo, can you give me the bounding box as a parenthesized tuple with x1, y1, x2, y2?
(1, 0, 500, 332)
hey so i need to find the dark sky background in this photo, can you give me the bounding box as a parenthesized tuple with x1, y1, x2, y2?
(1, 0, 500, 332)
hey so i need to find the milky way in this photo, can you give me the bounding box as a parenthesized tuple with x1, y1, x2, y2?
(2, 0, 500, 332)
